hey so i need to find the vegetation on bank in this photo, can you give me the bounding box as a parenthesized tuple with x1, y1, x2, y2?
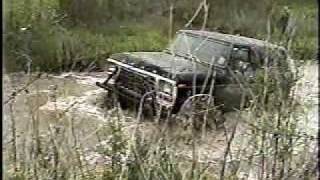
(3, 0, 318, 179)
(4, 0, 317, 72)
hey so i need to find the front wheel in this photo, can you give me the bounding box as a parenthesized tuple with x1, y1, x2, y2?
(118, 94, 130, 109)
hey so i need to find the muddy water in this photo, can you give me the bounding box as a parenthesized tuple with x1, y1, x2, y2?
(3, 62, 318, 171)
(294, 61, 318, 136)
(3, 73, 107, 152)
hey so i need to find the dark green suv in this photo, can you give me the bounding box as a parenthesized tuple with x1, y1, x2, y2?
(96, 30, 291, 115)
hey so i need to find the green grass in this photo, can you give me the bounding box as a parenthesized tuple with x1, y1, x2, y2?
(4, 22, 168, 72)
(5, 17, 315, 73)
(4, 0, 317, 72)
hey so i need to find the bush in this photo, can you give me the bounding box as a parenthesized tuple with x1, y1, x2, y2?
(4, 0, 317, 73)
(4, 20, 168, 72)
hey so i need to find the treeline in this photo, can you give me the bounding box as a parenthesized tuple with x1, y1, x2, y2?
(4, 0, 317, 72)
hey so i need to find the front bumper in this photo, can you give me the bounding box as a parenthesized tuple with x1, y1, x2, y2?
(96, 81, 143, 100)
(96, 79, 175, 109)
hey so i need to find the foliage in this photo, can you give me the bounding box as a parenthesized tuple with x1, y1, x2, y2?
(4, 0, 168, 72)
(232, 58, 317, 179)
(3, 0, 317, 179)
(4, 0, 317, 72)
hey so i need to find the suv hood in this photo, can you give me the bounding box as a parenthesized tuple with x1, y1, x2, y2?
(109, 52, 226, 84)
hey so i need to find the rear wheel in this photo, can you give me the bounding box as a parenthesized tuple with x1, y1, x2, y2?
(176, 95, 224, 130)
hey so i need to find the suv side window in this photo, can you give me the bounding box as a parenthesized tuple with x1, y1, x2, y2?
(250, 46, 263, 67)
(231, 46, 250, 63)
(230, 46, 255, 77)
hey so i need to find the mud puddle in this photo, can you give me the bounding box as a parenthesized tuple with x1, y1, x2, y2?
(3, 62, 318, 173)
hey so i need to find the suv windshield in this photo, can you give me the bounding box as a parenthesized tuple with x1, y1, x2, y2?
(168, 32, 230, 65)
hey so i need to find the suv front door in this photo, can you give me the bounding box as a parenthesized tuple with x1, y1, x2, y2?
(214, 45, 254, 111)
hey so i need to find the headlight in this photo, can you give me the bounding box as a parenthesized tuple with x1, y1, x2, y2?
(163, 83, 172, 94)
(159, 80, 174, 94)
(108, 67, 117, 72)
(107, 65, 118, 75)
(107, 65, 117, 72)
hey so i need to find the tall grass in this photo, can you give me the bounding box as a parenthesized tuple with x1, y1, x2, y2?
(3, 0, 317, 73)
(3, 59, 317, 179)
(4, 0, 168, 72)
(4, 21, 168, 72)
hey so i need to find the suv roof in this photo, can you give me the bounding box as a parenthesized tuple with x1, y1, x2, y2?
(179, 30, 286, 51)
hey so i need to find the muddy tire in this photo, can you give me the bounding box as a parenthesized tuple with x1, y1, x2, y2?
(153, 102, 174, 123)
(142, 102, 155, 120)
(118, 95, 129, 109)
(176, 95, 221, 130)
